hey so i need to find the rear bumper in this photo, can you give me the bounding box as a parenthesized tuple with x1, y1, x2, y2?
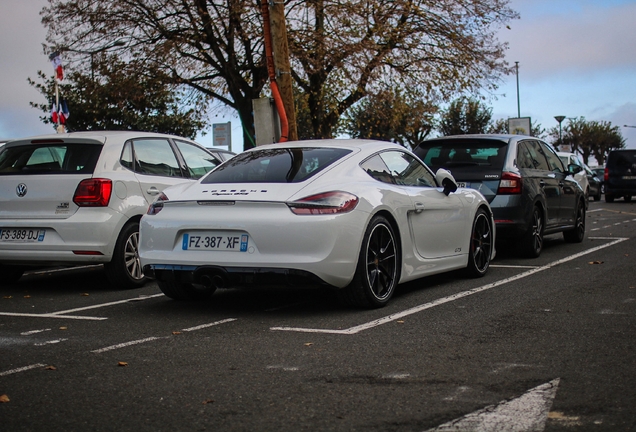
(146, 264, 330, 289)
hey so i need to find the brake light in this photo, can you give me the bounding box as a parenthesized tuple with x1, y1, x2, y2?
(73, 178, 112, 207)
(604, 167, 608, 182)
(147, 192, 169, 215)
(287, 191, 359, 215)
(497, 172, 522, 194)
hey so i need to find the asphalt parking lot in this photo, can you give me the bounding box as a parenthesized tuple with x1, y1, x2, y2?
(1, 200, 636, 431)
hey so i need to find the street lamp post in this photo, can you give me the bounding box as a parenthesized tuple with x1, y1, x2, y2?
(515, 61, 520, 118)
(555, 115, 566, 147)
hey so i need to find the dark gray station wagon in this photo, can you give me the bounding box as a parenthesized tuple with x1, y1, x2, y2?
(414, 134, 586, 257)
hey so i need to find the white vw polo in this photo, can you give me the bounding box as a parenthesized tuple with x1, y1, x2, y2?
(0, 131, 223, 288)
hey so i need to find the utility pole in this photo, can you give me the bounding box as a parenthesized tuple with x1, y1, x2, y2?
(268, 1, 298, 141)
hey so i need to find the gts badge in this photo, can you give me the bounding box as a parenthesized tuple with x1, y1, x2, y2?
(455, 247, 462, 253)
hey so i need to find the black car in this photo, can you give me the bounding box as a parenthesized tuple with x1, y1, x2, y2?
(414, 134, 587, 257)
(605, 149, 636, 202)
(585, 165, 603, 201)
(591, 166, 605, 194)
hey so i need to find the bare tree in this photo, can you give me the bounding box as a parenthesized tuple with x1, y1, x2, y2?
(41, 0, 518, 146)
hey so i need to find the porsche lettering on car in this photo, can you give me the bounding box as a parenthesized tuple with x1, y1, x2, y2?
(139, 139, 496, 308)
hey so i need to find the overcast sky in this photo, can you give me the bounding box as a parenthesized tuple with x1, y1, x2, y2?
(1, 0, 635, 155)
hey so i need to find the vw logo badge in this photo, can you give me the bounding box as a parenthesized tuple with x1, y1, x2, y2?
(16, 183, 27, 197)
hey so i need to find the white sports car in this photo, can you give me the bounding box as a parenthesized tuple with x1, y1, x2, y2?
(139, 139, 496, 308)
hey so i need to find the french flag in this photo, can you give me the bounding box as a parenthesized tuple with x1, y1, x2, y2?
(51, 100, 59, 124)
(49, 51, 64, 81)
(60, 99, 70, 124)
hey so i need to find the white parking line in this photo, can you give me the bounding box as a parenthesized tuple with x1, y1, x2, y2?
(0, 312, 107, 320)
(181, 318, 237, 332)
(49, 294, 164, 315)
(91, 337, 164, 354)
(271, 238, 628, 335)
(0, 363, 46, 377)
(34, 339, 68, 346)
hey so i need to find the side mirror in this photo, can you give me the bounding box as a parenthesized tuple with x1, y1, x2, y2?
(435, 168, 458, 196)
(568, 164, 583, 175)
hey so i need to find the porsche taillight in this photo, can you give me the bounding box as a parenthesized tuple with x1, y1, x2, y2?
(287, 191, 359, 215)
(147, 192, 169, 215)
(73, 178, 112, 207)
(497, 172, 522, 194)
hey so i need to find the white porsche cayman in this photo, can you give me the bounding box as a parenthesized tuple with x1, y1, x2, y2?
(139, 139, 495, 308)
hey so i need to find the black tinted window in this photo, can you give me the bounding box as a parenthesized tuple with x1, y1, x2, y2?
(414, 139, 507, 172)
(201, 147, 351, 184)
(608, 151, 636, 174)
(0, 144, 101, 175)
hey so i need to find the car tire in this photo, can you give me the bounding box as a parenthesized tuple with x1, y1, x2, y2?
(105, 221, 148, 289)
(465, 208, 493, 278)
(563, 200, 586, 243)
(342, 215, 400, 309)
(157, 279, 216, 301)
(0, 264, 27, 284)
(520, 206, 544, 258)
(594, 190, 602, 201)
(605, 194, 614, 203)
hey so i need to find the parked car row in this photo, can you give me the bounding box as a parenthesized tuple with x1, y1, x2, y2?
(2, 131, 611, 309)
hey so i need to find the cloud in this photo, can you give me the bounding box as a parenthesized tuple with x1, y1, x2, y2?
(504, 1, 636, 79)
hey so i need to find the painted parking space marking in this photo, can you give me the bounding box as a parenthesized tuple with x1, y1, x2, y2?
(21, 328, 51, 335)
(34, 338, 67, 346)
(0, 312, 107, 320)
(0, 294, 164, 321)
(91, 337, 164, 354)
(271, 238, 628, 335)
(181, 318, 237, 332)
(49, 294, 164, 316)
(425, 379, 560, 431)
(0, 363, 46, 377)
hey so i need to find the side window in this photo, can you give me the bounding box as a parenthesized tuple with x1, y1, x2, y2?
(132, 139, 182, 178)
(174, 140, 221, 180)
(516, 142, 534, 169)
(379, 151, 436, 187)
(522, 141, 550, 171)
(539, 142, 565, 173)
(120, 142, 133, 171)
(360, 154, 396, 185)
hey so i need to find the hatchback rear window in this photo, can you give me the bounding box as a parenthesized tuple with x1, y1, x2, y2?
(608, 151, 636, 174)
(415, 139, 508, 172)
(0, 144, 102, 175)
(201, 147, 351, 184)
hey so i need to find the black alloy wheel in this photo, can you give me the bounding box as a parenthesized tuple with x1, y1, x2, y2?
(466, 209, 493, 277)
(343, 215, 400, 308)
(520, 206, 544, 258)
(564, 200, 586, 243)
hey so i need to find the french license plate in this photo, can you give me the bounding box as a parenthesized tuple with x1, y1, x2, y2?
(457, 182, 467, 188)
(0, 228, 46, 243)
(182, 233, 248, 251)
(622, 176, 636, 180)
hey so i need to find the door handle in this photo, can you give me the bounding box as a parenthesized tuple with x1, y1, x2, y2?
(146, 187, 160, 195)
(414, 202, 425, 213)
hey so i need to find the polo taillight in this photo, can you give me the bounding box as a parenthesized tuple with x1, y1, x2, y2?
(73, 178, 112, 207)
(497, 172, 522, 194)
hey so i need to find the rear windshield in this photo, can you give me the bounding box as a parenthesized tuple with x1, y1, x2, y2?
(0, 144, 102, 175)
(608, 151, 636, 174)
(201, 147, 351, 184)
(414, 139, 508, 172)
